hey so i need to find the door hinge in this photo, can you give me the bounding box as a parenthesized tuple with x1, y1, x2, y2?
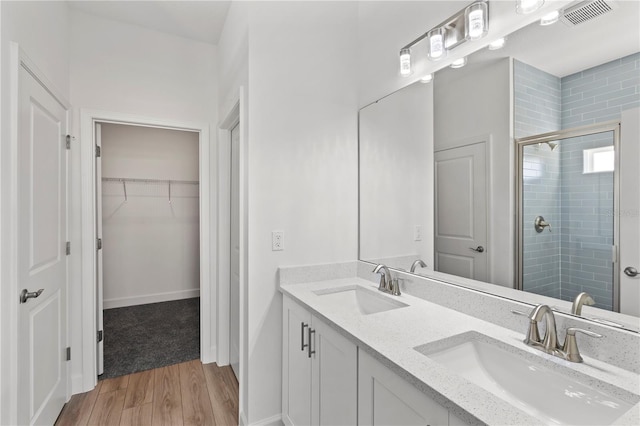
(97, 330, 103, 343)
(96, 145, 101, 158)
(66, 347, 71, 361)
(65, 135, 71, 150)
(66, 241, 71, 256)
(97, 238, 102, 250)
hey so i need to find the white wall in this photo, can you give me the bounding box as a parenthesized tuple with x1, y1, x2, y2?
(69, 9, 217, 391)
(359, 82, 434, 271)
(244, 2, 359, 423)
(0, 2, 70, 423)
(100, 124, 199, 308)
(434, 58, 513, 287)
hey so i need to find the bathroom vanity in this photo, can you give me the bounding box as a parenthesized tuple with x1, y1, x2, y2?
(279, 262, 640, 426)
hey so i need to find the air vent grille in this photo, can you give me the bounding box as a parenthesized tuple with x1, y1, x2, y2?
(561, 0, 617, 26)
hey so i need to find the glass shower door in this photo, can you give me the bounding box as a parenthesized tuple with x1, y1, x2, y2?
(518, 124, 618, 311)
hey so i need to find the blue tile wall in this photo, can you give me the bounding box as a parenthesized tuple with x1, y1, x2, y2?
(561, 53, 640, 128)
(515, 53, 638, 310)
(515, 60, 562, 297)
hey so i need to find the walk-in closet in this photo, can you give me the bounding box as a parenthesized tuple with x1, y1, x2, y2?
(98, 123, 201, 379)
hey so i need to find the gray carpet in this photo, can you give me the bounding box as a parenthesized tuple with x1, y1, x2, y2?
(100, 297, 200, 380)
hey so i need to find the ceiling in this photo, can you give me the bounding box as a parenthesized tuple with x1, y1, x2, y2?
(68, 0, 231, 45)
(469, 0, 640, 77)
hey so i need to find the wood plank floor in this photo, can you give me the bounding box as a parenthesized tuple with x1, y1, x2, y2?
(56, 361, 239, 426)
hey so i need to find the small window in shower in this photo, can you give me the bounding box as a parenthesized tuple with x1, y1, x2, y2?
(583, 146, 614, 174)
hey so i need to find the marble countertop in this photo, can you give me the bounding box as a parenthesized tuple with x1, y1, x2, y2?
(280, 277, 640, 426)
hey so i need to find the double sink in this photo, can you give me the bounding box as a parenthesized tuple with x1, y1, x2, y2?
(313, 284, 639, 425)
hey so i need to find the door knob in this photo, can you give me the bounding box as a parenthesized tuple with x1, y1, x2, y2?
(469, 246, 485, 253)
(20, 288, 44, 304)
(624, 267, 639, 277)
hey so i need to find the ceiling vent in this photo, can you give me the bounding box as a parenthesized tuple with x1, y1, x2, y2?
(561, 0, 618, 26)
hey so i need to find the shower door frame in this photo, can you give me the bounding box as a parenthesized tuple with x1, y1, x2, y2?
(515, 120, 621, 311)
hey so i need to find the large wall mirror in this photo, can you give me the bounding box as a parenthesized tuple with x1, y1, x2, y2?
(359, 0, 640, 331)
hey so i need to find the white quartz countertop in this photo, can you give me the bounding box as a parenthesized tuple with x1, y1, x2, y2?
(280, 277, 640, 426)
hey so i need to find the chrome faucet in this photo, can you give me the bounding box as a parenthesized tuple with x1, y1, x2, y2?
(513, 304, 602, 362)
(571, 292, 595, 316)
(410, 259, 427, 273)
(372, 264, 401, 296)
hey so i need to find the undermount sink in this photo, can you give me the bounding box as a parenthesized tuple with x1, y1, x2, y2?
(415, 331, 639, 425)
(314, 285, 408, 315)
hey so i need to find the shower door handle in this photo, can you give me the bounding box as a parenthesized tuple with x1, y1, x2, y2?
(624, 267, 639, 278)
(469, 246, 485, 253)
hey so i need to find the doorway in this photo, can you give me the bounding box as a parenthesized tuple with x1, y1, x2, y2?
(79, 109, 212, 392)
(95, 123, 201, 379)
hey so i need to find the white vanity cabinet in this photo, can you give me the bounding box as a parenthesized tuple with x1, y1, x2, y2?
(282, 295, 357, 426)
(358, 349, 465, 426)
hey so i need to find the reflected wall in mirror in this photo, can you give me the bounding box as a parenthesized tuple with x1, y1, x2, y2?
(359, 0, 640, 328)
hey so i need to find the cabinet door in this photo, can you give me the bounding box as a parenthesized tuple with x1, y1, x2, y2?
(311, 317, 357, 426)
(283, 296, 313, 426)
(358, 350, 449, 426)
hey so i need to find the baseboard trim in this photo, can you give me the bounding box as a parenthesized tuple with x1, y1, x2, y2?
(103, 289, 200, 309)
(247, 413, 283, 426)
(71, 373, 84, 395)
(201, 345, 216, 364)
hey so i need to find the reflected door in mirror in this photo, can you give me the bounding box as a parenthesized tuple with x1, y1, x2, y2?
(435, 142, 488, 281)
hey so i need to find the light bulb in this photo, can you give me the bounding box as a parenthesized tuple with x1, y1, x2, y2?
(540, 10, 560, 25)
(465, 2, 489, 40)
(488, 37, 506, 50)
(419, 74, 433, 83)
(450, 57, 467, 69)
(427, 28, 446, 61)
(516, 0, 544, 14)
(400, 48, 411, 76)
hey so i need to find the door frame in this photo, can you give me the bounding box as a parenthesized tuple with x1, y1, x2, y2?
(216, 88, 247, 418)
(0, 43, 71, 425)
(515, 120, 621, 310)
(79, 109, 211, 392)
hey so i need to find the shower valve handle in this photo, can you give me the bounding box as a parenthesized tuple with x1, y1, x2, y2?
(534, 216, 551, 233)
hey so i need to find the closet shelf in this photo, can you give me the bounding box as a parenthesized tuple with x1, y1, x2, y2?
(102, 177, 198, 203)
(102, 177, 199, 185)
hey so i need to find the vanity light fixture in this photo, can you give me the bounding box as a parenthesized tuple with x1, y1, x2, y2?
(419, 74, 433, 83)
(400, 48, 412, 76)
(516, 0, 544, 14)
(427, 28, 446, 61)
(450, 57, 468, 69)
(488, 37, 506, 50)
(398, 1, 489, 74)
(465, 1, 489, 40)
(540, 10, 560, 25)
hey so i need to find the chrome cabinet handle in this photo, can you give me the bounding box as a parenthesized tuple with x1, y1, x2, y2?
(301, 322, 308, 351)
(469, 246, 484, 253)
(624, 266, 639, 277)
(308, 328, 316, 358)
(20, 288, 44, 304)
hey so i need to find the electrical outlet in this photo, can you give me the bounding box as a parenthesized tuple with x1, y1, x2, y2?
(414, 225, 422, 241)
(272, 231, 284, 251)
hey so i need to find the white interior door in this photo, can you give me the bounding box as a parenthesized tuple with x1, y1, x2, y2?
(434, 142, 488, 281)
(17, 63, 68, 425)
(96, 123, 104, 375)
(230, 123, 240, 378)
(620, 108, 640, 316)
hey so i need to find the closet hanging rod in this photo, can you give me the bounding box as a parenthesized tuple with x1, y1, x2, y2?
(101, 177, 199, 185)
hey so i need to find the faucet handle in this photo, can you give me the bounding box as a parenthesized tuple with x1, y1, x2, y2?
(512, 309, 542, 344)
(562, 328, 603, 363)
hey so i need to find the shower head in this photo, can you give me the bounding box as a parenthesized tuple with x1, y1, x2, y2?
(548, 142, 558, 151)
